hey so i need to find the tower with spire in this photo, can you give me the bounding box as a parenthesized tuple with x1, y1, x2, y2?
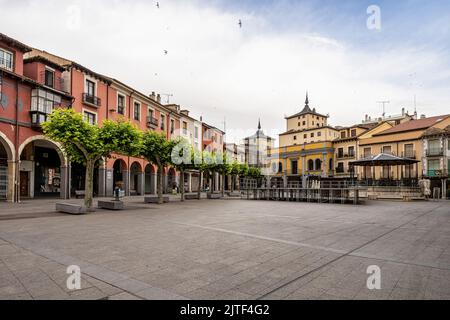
(243, 118, 274, 169)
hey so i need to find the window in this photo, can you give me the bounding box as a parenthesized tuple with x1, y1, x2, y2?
(161, 115, 165, 130)
(182, 121, 188, 135)
(317, 131, 321, 137)
(291, 160, 298, 174)
(148, 108, 154, 119)
(84, 111, 96, 125)
(363, 147, 371, 157)
(312, 121, 314, 125)
(337, 147, 344, 158)
(133, 102, 140, 121)
(336, 162, 344, 173)
(310, 132, 314, 137)
(45, 69, 54, 87)
(0, 48, 13, 71)
(351, 129, 357, 137)
(170, 119, 175, 134)
(302, 121, 306, 125)
(308, 159, 314, 171)
(298, 122, 300, 126)
(404, 144, 414, 158)
(303, 134, 307, 139)
(194, 126, 199, 139)
(428, 139, 440, 155)
(30, 89, 61, 114)
(315, 159, 322, 170)
(86, 80, 95, 96)
(382, 145, 392, 154)
(278, 162, 283, 173)
(293, 135, 297, 140)
(117, 94, 125, 114)
(348, 146, 355, 157)
(341, 131, 346, 138)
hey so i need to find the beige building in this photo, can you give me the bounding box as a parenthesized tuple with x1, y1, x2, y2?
(244, 120, 274, 172)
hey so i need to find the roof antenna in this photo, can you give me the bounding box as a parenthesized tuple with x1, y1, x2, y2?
(377, 100, 390, 118)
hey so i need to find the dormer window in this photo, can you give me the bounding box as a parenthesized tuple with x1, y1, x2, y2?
(0, 48, 13, 71)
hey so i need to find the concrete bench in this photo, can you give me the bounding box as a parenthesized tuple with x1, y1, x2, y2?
(207, 193, 222, 199)
(98, 200, 124, 210)
(56, 203, 86, 215)
(75, 190, 85, 199)
(185, 194, 200, 200)
(144, 196, 169, 203)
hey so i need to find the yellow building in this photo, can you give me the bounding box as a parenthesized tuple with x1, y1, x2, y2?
(270, 94, 337, 185)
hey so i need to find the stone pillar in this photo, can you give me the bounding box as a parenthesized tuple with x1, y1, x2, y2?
(188, 172, 192, 193)
(60, 165, 68, 199)
(123, 170, 130, 196)
(215, 172, 219, 191)
(105, 168, 114, 197)
(98, 167, 106, 197)
(322, 153, 327, 177)
(7, 160, 15, 202)
(151, 173, 157, 194)
(138, 172, 145, 195)
(442, 179, 447, 199)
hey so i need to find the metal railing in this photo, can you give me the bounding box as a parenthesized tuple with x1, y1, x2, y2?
(83, 93, 101, 107)
(336, 153, 355, 159)
(426, 148, 443, 156)
(146, 116, 159, 127)
(401, 150, 416, 159)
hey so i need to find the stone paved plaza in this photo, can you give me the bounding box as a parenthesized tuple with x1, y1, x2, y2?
(0, 197, 449, 300)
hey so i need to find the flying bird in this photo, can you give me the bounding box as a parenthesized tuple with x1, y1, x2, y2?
(164, 50, 168, 55)
(156, 2, 159, 8)
(238, 19, 242, 28)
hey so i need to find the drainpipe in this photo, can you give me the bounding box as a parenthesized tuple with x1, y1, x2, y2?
(14, 79, 20, 203)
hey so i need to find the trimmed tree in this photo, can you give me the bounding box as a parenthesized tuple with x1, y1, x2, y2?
(216, 152, 232, 197)
(140, 131, 176, 204)
(42, 108, 142, 210)
(170, 138, 192, 201)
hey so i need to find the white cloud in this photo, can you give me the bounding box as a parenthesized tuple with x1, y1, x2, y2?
(1, 0, 449, 144)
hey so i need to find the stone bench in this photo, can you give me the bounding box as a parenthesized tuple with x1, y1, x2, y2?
(144, 196, 169, 203)
(74, 190, 85, 199)
(185, 194, 200, 200)
(56, 203, 86, 215)
(207, 193, 222, 199)
(98, 200, 124, 210)
(228, 191, 241, 197)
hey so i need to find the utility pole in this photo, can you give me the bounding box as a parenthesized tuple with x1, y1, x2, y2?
(377, 100, 390, 118)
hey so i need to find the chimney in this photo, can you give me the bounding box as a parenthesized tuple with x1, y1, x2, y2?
(200, 116, 203, 122)
(420, 114, 426, 119)
(401, 107, 405, 116)
(150, 92, 156, 100)
(365, 114, 368, 121)
(156, 94, 161, 103)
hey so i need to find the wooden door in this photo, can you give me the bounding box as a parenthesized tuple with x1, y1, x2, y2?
(20, 171, 29, 197)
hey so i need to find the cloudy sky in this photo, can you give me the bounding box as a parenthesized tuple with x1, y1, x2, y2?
(1, 0, 450, 144)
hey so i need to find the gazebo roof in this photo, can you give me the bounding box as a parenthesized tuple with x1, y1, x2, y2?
(349, 153, 419, 167)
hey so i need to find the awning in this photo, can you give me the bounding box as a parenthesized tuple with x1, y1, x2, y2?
(349, 153, 419, 167)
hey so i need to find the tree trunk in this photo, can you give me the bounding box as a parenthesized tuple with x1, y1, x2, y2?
(208, 172, 213, 196)
(197, 171, 202, 200)
(180, 168, 185, 201)
(157, 163, 163, 204)
(84, 158, 95, 211)
(231, 175, 234, 192)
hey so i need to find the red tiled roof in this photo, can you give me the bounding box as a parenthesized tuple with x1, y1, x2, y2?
(374, 115, 450, 136)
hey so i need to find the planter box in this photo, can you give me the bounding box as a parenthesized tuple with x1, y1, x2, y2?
(207, 193, 222, 199)
(145, 196, 169, 203)
(56, 203, 86, 215)
(98, 200, 124, 210)
(185, 194, 200, 200)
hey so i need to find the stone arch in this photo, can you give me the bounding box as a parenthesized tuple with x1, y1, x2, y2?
(18, 135, 66, 166)
(308, 159, 314, 171)
(166, 167, 177, 193)
(18, 135, 68, 199)
(130, 161, 143, 195)
(112, 159, 127, 190)
(0, 132, 15, 162)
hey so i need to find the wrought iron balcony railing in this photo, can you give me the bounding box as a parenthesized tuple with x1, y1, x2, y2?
(401, 150, 416, 159)
(146, 116, 159, 128)
(83, 93, 101, 107)
(426, 148, 443, 156)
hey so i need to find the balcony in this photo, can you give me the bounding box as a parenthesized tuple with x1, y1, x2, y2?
(146, 116, 159, 128)
(401, 150, 416, 159)
(336, 153, 355, 159)
(426, 148, 443, 157)
(426, 169, 450, 177)
(82, 93, 101, 107)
